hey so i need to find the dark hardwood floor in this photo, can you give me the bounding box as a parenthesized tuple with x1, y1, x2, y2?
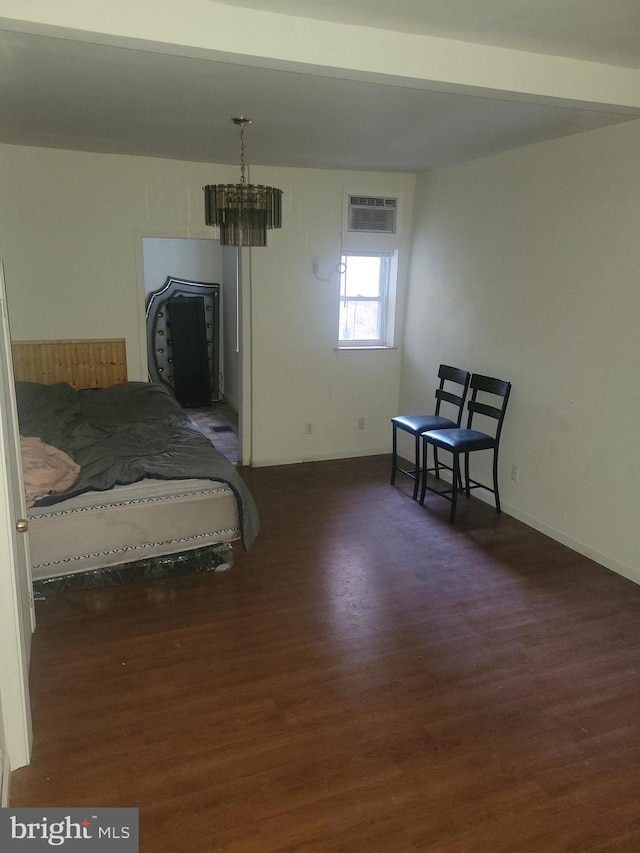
(11, 456, 640, 851)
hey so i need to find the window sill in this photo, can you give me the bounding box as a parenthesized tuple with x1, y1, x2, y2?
(334, 346, 398, 352)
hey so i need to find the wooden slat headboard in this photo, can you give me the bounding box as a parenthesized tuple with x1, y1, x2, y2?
(11, 338, 128, 389)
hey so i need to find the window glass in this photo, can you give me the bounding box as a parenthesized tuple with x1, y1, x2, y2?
(339, 252, 392, 346)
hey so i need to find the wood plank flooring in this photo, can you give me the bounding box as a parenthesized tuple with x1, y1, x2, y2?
(10, 456, 640, 851)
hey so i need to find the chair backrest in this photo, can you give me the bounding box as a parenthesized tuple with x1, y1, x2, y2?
(434, 365, 471, 426)
(466, 374, 512, 438)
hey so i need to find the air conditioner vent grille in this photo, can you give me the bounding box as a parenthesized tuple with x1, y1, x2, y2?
(347, 195, 397, 233)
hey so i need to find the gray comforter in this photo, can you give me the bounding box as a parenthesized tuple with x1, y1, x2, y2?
(15, 380, 259, 549)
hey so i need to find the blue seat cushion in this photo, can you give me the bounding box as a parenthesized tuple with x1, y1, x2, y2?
(392, 414, 457, 434)
(422, 428, 496, 452)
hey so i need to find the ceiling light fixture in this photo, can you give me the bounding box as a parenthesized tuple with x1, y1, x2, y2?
(203, 117, 283, 247)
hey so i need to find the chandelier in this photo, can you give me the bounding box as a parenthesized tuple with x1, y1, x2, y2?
(203, 117, 283, 247)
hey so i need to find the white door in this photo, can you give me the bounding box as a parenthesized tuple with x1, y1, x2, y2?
(0, 259, 34, 772)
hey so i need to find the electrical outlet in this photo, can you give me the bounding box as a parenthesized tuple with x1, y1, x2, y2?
(357, 417, 366, 430)
(305, 422, 313, 434)
(511, 464, 519, 482)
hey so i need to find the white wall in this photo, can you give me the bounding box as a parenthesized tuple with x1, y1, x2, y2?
(142, 237, 223, 299)
(0, 144, 415, 465)
(0, 145, 231, 379)
(247, 166, 415, 465)
(402, 118, 640, 583)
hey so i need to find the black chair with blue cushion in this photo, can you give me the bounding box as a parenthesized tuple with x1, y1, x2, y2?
(419, 373, 511, 521)
(391, 364, 470, 500)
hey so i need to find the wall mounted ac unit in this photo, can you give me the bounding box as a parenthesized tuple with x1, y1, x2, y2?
(347, 195, 397, 234)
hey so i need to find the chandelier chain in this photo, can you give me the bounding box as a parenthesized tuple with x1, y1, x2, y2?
(239, 122, 247, 185)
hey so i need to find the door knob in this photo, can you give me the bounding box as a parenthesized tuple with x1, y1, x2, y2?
(16, 518, 29, 533)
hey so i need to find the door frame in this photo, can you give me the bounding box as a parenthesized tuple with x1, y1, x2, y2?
(0, 260, 34, 776)
(134, 231, 250, 461)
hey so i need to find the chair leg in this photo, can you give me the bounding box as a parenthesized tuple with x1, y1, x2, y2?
(433, 447, 441, 479)
(419, 437, 427, 505)
(412, 433, 421, 500)
(464, 452, 471, 497)
(449, 453, 460, 522)
(390, 424, 397, 485)
(493, 449, 501, 513)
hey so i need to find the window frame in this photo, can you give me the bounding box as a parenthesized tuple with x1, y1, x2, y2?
(337, 250, 394, 348)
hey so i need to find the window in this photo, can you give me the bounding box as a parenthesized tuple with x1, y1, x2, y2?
(338, 251, 393, 347)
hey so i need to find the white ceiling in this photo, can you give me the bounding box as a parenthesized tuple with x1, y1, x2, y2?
(1, 0, 639, 173)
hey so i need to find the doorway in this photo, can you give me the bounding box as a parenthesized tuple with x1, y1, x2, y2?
(141, 237, 241, 464)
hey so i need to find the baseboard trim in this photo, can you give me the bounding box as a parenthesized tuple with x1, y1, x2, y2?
(425, 479, 640, 587)
(501, 500, 640, 587)
(251, 449, 389, 468)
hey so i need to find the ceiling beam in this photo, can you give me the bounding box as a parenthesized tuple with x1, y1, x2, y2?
(2, 0, 640, 113)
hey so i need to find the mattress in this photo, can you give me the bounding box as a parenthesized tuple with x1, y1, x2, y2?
(28, 477, 240, 581)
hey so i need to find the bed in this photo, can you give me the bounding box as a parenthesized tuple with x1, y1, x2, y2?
(12, 338, 259, 593)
